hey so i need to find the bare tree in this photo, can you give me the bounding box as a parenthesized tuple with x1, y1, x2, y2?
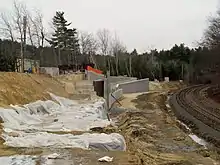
(96, 29, 112, 72)
(110, 33, 126, 76)
(79, 31, 98, 68)
(0, 0, 46, 71)
(26, 10, 45, 65)
(0, 1, 27, 72)
(11, 0, 28, 72)
(0, 12, 16, 61)
(97, 29, 111, 55)
(201, 9, 220, 48)
(0, 12, 15, 42)
(79, 31, 98, 55)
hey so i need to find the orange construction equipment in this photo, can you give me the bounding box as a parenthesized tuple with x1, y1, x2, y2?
(87, 66, 103, 74)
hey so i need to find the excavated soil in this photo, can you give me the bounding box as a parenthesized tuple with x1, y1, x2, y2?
(0, 76, 219, 164)
(0, 72, 137, 165)
(109, 83, 220, 165)
(0, 72, 70, 108)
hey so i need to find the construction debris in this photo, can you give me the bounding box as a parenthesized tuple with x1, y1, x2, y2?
(98, 156, 113, 162)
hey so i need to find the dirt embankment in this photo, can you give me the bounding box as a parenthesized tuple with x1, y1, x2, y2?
(110, 83, 220, 165)
(0, 72, 73, 156)
(0, 72, 70, 108)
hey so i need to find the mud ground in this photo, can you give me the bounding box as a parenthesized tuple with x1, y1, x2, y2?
(107, 82, 220, 165)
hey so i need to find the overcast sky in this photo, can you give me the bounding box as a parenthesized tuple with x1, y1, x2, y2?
(0, 0, 219, 52)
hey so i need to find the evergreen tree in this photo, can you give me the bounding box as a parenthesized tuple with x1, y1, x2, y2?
(49, 11, 80, 65)
(66, 28, 80, 53)
(131, 49, 138, 56)
(50, 12, 71, 49)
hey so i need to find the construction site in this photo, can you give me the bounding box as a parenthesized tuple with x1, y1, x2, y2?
(1, 0, 220, 164)
(0, 68, 218, 165)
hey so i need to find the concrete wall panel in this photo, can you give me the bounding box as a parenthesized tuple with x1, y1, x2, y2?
(109, 89, 123, 107)
(87, 71, 137, 84)
(109, 76, 137, 84)
(118, 78, 149, 94)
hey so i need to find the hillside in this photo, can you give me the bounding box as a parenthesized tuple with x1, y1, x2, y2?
(0, 72, 69, 108)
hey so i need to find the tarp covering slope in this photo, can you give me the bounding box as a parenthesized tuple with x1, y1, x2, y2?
(0, 94, 126, 151)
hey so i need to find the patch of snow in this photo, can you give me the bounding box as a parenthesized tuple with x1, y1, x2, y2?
(176, 120, 191, 131)
(98, 156, 113, 162)
(189, 134, 208, 147)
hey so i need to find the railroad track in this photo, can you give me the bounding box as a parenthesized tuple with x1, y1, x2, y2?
(171, 84, 220, 146)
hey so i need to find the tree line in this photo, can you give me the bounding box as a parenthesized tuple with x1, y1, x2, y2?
(0, 0, 220, 83)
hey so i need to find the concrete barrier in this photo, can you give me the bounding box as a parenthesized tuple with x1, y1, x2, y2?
(118, 78, 149, 94)
(87, 71, 137, 83)
(109, 89, 123, 107)
(40, 67, 59, 77)
(109, 76, 137, 83)
(87, 70, 148, 106)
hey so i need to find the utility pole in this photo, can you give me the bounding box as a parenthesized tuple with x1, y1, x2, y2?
(22, 16, 27, 72)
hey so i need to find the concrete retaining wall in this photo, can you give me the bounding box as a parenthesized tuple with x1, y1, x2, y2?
(109, 89, 123, 107)
(109, 76, 137, 83)
(118, 78, 149, 94)
(87, 71, 137, 83)
(40, 67, 59, 77)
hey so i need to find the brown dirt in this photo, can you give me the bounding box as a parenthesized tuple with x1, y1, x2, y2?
(149, 81, 185, 92)
(69, 149, 139, 165)
(112, 84, 220, 165)
(0, 72, 86, 156)
(0, 72, 70, 108)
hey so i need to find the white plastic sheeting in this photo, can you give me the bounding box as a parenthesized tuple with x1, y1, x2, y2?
(0, 155, 36, 165)
(0, 93, 126, 151)
(2, 131, 126, 150)
(0, 154, 73, 165)
(0, 93, 109, 132)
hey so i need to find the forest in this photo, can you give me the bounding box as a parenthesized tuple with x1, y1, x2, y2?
(0, 0, 220, 83)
